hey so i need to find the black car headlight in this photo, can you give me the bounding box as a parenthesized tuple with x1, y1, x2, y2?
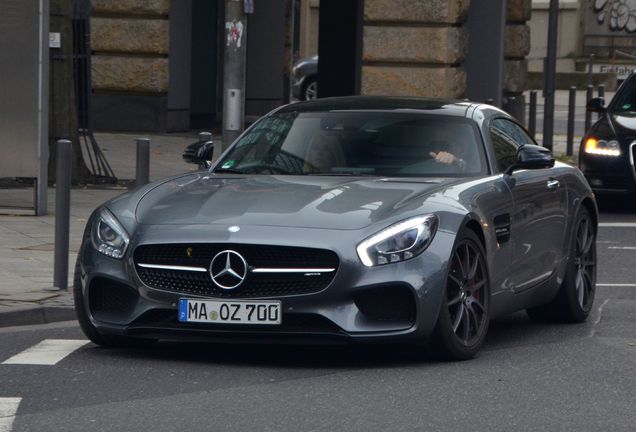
(91, 208, 130, 259)
(357, 215, 438, 267)
(584, 137, 621, 157)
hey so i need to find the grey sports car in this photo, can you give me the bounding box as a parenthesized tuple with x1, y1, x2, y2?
(75, 97, 598, 360)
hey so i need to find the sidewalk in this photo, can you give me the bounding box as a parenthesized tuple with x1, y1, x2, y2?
(0, 132, 202, 327)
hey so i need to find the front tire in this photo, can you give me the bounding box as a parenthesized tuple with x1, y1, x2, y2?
(527, 206, 596, 323)
(431, 230, 490, 360)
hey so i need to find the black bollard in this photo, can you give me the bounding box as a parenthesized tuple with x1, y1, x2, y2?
(53, 139, 72, 290)
(585, 85, 594, 134)
(135, 138, 150, 188)
(567, 87, 576, 156)
(529, 91, 537, 138)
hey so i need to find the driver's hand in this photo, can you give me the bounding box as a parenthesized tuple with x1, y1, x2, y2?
(430, 151, 458, 165)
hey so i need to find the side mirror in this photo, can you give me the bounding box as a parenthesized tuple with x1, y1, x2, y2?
(586, 97, 606, 114)
(183, 140, 216, 169)
(505, 144, 555, 175)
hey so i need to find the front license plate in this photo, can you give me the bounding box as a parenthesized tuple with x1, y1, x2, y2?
(178, 299, 281, 325)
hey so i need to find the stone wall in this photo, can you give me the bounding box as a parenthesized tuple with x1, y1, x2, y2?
(91, 0, 170, 93)
(361, 0, 469, 98)
(504, 0, 531, 98)
(90, 0, 171, 131)
(361, 0, 531, 102)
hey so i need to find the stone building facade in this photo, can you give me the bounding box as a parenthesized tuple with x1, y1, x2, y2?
(89, 0, 532, 132)
(90, 0, 173, 131)
(90, 0, 289, 132)
(360, 0, 530, 105)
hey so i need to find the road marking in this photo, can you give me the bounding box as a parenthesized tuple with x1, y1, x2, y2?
(598, 283, 636, 287)
(0, 397, 21, 432)
(590, 299, 610, 338)
(599, 222, 636, 228)
(608, 246, 636, 250)
(2, 339, 88, 366)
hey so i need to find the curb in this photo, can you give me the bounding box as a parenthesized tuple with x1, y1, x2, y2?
(0, 305, 76, 328)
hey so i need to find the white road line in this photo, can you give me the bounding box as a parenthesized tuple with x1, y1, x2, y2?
(590, 299, 610, 338)
(0, 397, 21, 432)
(608, 246, 636, 250)
(598, 283, 636, 287)
(599, 222, 636, 227)
(2, 339, 88, 366)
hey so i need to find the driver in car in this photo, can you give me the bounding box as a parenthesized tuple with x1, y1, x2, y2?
(304, 133, 345, 173)
(427, 128, 467, 171)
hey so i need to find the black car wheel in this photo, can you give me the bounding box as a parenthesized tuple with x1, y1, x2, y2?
(432, 230, 490, 360)
(73, 259, 143, 348)
(527, 206, 596, 323)
(303, 78, 317, 100)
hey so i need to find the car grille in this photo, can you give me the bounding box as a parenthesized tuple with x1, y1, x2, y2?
(134, 244, 339, 298)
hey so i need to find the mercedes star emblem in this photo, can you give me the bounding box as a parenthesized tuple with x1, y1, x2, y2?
(209, 250, 248, 289)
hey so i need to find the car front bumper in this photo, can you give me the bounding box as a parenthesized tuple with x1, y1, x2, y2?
(580, 145, 636, 194)
(77, 223, 455, 345)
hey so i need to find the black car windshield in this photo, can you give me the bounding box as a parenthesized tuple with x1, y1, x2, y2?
(214, 111, 485, 177)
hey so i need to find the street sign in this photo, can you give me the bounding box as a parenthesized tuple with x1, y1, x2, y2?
(590, 63, 636, 80)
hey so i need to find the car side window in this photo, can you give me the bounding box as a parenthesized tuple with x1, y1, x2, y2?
(490, 118, 532, 173)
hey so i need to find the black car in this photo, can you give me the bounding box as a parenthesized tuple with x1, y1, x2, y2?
(580, 73, 636, 196)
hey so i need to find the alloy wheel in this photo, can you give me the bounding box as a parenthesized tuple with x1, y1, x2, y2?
(573, 213, 596, 311)
(446, 241, 488, 346)
(305, 80, 317, 100)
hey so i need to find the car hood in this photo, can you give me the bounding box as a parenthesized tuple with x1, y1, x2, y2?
(135, 174, 458, 230)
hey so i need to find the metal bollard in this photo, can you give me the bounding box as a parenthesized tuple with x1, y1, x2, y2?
(597, 84, 605, 121)
(567, 87, 576, 156)
(597, 84, 605, 99)
(199, 131, 213, 143)
(585, 85, 594, 133)
(529, 91, 537, 138)
(135, 138, 150, 188)
(53, 139, 72, 291)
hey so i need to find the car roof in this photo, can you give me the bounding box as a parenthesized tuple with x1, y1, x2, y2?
(278, 96, 480, 118)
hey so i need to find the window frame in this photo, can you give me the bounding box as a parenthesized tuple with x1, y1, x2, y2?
(488, 116, 538, 174)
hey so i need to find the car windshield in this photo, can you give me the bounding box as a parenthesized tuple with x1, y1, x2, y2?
(214, 111, 485, 177)
(612, 77, 636, 113)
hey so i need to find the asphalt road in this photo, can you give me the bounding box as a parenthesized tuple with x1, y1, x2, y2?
(1, 206, 635, 432)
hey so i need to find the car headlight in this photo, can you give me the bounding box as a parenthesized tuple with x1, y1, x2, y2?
(91, 208, 130, 259)
(584, 137, 621, 156)
(356, 215, 438, 267)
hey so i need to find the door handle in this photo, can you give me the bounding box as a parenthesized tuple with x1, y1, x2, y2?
(547, 179, 560, 190)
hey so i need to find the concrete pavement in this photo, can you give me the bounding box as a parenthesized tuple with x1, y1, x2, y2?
(0, 132, 203, 326)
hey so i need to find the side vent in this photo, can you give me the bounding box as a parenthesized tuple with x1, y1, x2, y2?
(493, 214, 511, 244)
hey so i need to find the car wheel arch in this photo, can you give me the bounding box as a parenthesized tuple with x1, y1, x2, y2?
(464, 218, 487, 255)
(580, 197, 598, 228)
(566, 196, 598, 250)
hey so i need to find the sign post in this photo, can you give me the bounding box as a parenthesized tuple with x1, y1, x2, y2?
(221, 0, 248, 151)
